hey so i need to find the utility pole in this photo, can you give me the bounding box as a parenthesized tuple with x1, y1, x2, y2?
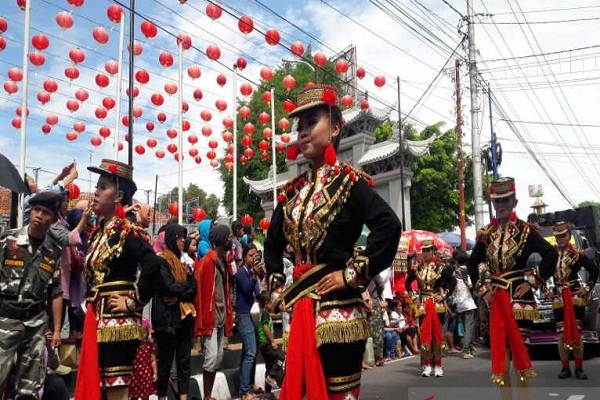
(455, 59, 467, 251)
(397, 76, 406, 230)
(467, 0, 485, 230)
(488, 85, 499, 179)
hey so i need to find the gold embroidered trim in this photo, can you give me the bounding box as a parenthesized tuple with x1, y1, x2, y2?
(319, 298, 364, 308)
(316, 318, 371, 346)
(100, 365, 134, 373)
(513, 309, 539, 321)
(326, 372, 362, 384)
(327, 380, 360, 392)
(552, 298, 587, 308)
(97, 325, 144, 343)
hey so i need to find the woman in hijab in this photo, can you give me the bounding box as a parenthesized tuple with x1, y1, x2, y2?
(153, 223, 197, 400)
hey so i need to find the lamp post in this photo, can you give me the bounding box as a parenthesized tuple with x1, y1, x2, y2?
(282, 58, 317, 83)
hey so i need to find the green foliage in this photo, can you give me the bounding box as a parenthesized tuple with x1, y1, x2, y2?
(579, 200, 600, 215)
(409, 122, 474, 232)
(159, 183, 219, 223)
(373, 120, 394, 142)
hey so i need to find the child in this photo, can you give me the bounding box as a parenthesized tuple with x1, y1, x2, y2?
(257, 291, 284, 392)
(129, 319, 157, 400)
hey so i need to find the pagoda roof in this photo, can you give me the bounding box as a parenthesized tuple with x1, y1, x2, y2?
(357, 134, 437, 166)
(243, 169, 295, 195)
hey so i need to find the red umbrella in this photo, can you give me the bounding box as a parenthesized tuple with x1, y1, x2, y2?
(399, 229, 453, 259)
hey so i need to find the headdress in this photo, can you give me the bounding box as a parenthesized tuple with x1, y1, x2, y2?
(489, 177, 515, 199)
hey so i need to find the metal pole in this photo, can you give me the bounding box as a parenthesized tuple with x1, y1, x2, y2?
(467, 0, 485, 231)
(488, 86, 498, 180)
(177, 42, 183, 225)
(396, 76, 406, 230)
(88, 150, 92, 195)
(17, 0, 32, 228)
(114, 16, 126, 160)
(455, 59, 467, 251)
(152, 174, 158, 235)
(232, 66, 238, 220)
(127, 0, 135, 166)
(270, 85, 277, 208)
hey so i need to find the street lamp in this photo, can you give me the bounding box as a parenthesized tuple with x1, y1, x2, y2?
(282, 58, 318, 83)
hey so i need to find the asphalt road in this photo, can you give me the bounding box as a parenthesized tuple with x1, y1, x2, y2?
(359, 347, 600, 400)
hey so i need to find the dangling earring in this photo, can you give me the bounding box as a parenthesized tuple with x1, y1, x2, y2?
(115, 201, 125, 219)
(324, 142, 337, 166)
(286, 144, 299, 161)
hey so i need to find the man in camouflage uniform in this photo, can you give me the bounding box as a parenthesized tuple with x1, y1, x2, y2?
(0, 192, 63, 399)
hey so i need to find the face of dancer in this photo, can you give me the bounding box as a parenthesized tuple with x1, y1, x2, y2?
(296, 108, 339, 169)
(92, 175, 120, 218)
(492, 195, 517, 221)
(555, 232, 570, 249)
(423, 248, 434, 262)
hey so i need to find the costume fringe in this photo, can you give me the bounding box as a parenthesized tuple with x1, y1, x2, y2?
(513, 309, 539, 321)
(553, 298, 587, 308)
(97, 325, 144, 343)
(490, 368, 536, 387)
(316, 318, 371, 346)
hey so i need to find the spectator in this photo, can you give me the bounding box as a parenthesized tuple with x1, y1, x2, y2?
(383, 300, 402, 359)
(231, 220, 244, 270)
(129, 319, 157, 400)
(196, 219, 213, 259)
(400, 302, 420, 355)
(452, 250, 478, 359)
(365, 266, 390, 368)
(257, 291, 284, 392)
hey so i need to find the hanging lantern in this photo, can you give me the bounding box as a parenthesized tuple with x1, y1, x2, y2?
(360, 99, 369, 110)
(238, 106, 251, 120)
(67, 0, 85, 7)
(46, 114, 58, 126)
(99, 126, 111, 138)
(182, 120, 191, 131)
(95, 108, 108, 123)
(102, 97, 116, 110)
(188, 134, 199, 144)
(11, 118, 21, 129)
(222, 130, 233, 142)
(193, 89, 203, 101)
(43, 79, 58, 93)
(278, 118, 291, 132)
(258, 139, 269, 151)
(104, 60, 119, 75)
(15, 107, 29, 117)
(75, 88, 89, 102)
(164, 81, 178, 95)
(208, 139, 218, 149)
(41, 124, 51, 134)
(215, 99, 227, 112)
(262, 91, 271, 105)
(135, 144, 145, 155)
(0, 37, 5, 51)
(64, 66, 80, 81)
(244, 122, 256, 135)
(135, 69, 150, 85)
(374, 76, 386, 88)
(167, 143, 178, 154)
(356, 67, 366, 79)
(166, 128, 177, 139)
(206, 3, 222, 20)
(239, 155, 247, 165)
(241, 213, 253, 226)
(157, 112, 167, 123)
(240, 83, 253, 97)
(29, 51, 45, 67)
(222, 118, 233, 130)
(209, 159, 219, 168)
(31, 33, 49, 51)
(8, 67, 23, 82)
(263, 127, 273, 139)
(258, 112, 270, 125)
(56, 11, 74, 30)
(282, 100, 296, 113)
(90, 136, 102, 147)
(151, 93, 164, 106)
(128, 41, 143, 56)
(313, 52, 327, 67)
(282, 75, 296, 91)
(192, 207, 207, 222)
(206, 150, 216, 160)
(241, 135, 252, 147)
(290, 41, 305, 56)
(37, 91, 50, 105)
(107, 4, 123, 23)
(201, 126, 212, 137)
(133, 106, 143, 119)
(238, 15, 254, 34)
(265, 29, 280, 46)
(146, 122, 154, 132)
(335, 59, 349, 74)
(259, 218, 270, 232)
(146, 138, 157, 148)
(0, 17, 7, 33)
(159, 51, 174, 68)
(168, 202, 178, 217)
(3, 80, 18, 95)
(155, 150, 166, 159)
(177, 33, 192, 50)
(73, 121, 85, 133)
(187, 64, 201, 79)
(122, 116, 130, 127)
(260, 67, 274, 81)
(140, 20, 157, 38)
(66, 131, 78, 141)
(200, 110, 212, 122)
(236, 57, 247, 70)
(95, 73, 110, 88)
(216, 74, 226, 86)
(66, 99, 80, 113)
(280, 133, 291, 144)
(69, 47, 86, 64)
(206, 44, 221, 61)
(93, 27, 109, 44)
(341, 95, 354, 107)
(126, 86, 139, 98)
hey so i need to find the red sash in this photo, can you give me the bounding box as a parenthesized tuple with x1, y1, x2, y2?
(490, 289, 533, 383)
(419, 298, 443, 348)
(74, 304, 101, 400)
(562, 287, 581, 349)
(280, 265, 328, 400)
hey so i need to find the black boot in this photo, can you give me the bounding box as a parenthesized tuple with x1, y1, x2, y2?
(558, 367, 571, 379)
(575, 368, 588, 380)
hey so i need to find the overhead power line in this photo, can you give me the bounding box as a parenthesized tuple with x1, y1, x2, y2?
(478, 16, 600, 24)
(490, 5, 600, 15)
(482, 43, 600, 63)
(497, 118, 600, 128)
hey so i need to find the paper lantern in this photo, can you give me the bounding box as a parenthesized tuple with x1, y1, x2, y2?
(31, 33, 49, 51)
(107, 4, 123, 23)
(56, 11, 74, 30)
(215, 99, 227, 111)
(206, 44, 221, 61)
(135, 69, 150, 85)
(95, 73, 110, 88)
(206, 4, 222, 20)
(140, 20, 157, 38)
(66, 183, 80, 200)
(313, 52, 327, 67)
(151, 93, 164, 106)
(43, 79, 58, 93)
(265, 29, 280, 46)
(236, 57, 247, 70)
(187, 64, 201, 79)
(374, 76, 386, 88)
(192, 208, 207, 222)
(168, 202, 178, 217)
(69, 47, 86, 64)
(99, 126, 111, 138)
(335, 59, 349, 74)
(146, 137, 157, 148)
(29, 52, 45, 67)
(259, 218, 270, 232)
(238, 15, 254, 34)
(93, 27, 109, 44)
(356, 67, 366, 79)
(193, 89, 203, 101)
(241, 213, 253, 226)
(176, 33, 192, 50)
(260, 67, 273, 81)
(290, 41, 305, 56)
(159, 51, 174, 67)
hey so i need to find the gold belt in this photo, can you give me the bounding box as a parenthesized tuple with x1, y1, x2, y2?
(490, 269, 524, 290)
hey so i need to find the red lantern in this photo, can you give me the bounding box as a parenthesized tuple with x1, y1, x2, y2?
(341, 95, 354, 107)
(46, 114, 58, 125)
(102, 97, 116, 110)
(3, 80, 18, 95)
(159, 51, 174, 67)
(263, 127, 272, 139)
(244, 148, 255, 159)
(0, 17, 6, 33)
(135, 69, 150, 84)
(374, 76, 386, 88)
(240, 83, 253, 97)
(41, 124, 51, 134)
(65, 66, 80, 81)
(216, 74, 226, 86)
(90, 136, 102, 147)
(201, 126, 212, 137)
(146, 121, 154, 132)
(107, 4, 123, 23)
(206, 44, 221, 61)
(66, 183, 81, 200)
(128, 41, 143, 56)
(135, 144, 145, 155)
(28, 51, 45, 68)
(187, 64, 201, 79)
(241, 213, 253, 226)
(241, 135, 252, 147)
(182, 120, 191, 131)
(93, 27, 109, 44)
(69, 47, 85, 64)
(265, 29, 280, 46)
(140, 20, 157, 38)
(280, 133, 291, 144)
(8, 67, 23, 82)
(209, 159, 219, 168)
(11, 118, 21, 129)
(260, 67, 274, 81)
(164, 81, 178, 95)
(313, 52, 327, 67)
(244, 123, 256, 135)
(66, 99, 80, 113)
(146, 137, 157, 148)
(133, 106, 143, 119)
(224, 154, 234, 163)
(188, 149, 198, 158)
(236, 57, 247, 70)
(157, 112, 167, 123)
(56, 11, 74, 30)
(188, 133, 199, 144)
(192, 207, 207, 222)
(37, 91, 50, 105)
(75, 88, 88, 102)
(118, 142, 124, 151)
(195, 155, 203, 165)
(222, 118, 234, 130)
(335, 59, 349, 74)
(99, 126, 111, 138)
(200, 110, 212, 122)
(206, 150, 216, 160)
(278, 118, 291, 132)
(43, 79, 58, 93)
(290, 41, 305, 56)
(206, 4, 222, 20)
(73, 121, 85, 132)
(208, 139, 218, 149)
(222, 130, 233, 142)
(67, 0, 85, 7)
(95, 73, 110, 88)
(66, 131, 78, 141)
(215, 99, 227, 112)
(177, 33, 192, 50)
(126, 86, 139, 98)
(356, 67, 366, 79)
(262, 91, 271, 105)
(238, 15, 254, 34)
(282, 100, 296, 113)
(155, 150, 166, 159)
(167, 143, 178, 154)
(282, 75, 296, 91)
(168, 202, 178, 217)
(238, 106, 251, 120)
(258, 112, 270, 125)
(166, 128, 177, 139)
(360, 99, 369, 110)
(150, 93, 164, 106)
(15, 107, 29, 117)
(259, 218, 270, 232)
(104, 60, 119, 75)
(31, 34, 49, 51)
(239, 155, 248, 165)
(193, 89, 203, 101)
(258, 139, 269, 151)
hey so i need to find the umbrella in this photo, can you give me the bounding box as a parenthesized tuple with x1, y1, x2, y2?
(0, 153, 30, 194)
(438, 231, 475, 250)
(399, 229, 453, 259)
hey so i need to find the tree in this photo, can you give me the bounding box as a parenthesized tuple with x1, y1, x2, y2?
(409, 122, 475, 232)
(579, 200, 600, 215)
(159, 183, 219, 223)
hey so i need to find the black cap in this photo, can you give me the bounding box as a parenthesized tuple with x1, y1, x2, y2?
(29, 191, 61, 215)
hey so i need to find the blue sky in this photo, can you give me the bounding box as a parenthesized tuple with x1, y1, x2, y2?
(2, 0, 600, 223)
